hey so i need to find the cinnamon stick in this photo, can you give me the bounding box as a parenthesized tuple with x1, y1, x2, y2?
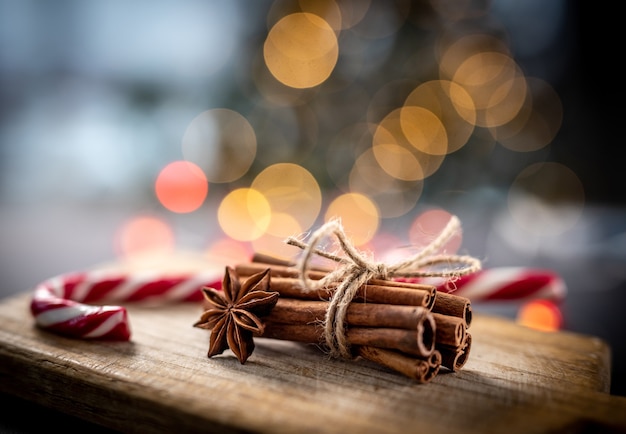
(237, 261, 327, 279)
(432, 312, 466, 347)
(270, 298, 433, 331)
(238, 275, 434, 310)
(236, 263, 436, 310)
(438, 333, 472, 372)
(356, 346, 440, 383)
(260, 322, 434, 358)
(432, 292, 472, 328)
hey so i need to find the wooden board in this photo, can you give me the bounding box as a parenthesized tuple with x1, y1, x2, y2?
(2, 282, 626, 433)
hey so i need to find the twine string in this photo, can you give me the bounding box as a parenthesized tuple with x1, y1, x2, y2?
(285, 215, 482, 359)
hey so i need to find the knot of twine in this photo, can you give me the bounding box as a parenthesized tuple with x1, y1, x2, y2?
(285, 215, 481, 359)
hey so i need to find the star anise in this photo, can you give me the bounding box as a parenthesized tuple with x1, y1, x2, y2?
(193, 266, 279, 364)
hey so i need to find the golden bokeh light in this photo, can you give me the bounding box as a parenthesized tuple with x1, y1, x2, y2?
(217, 188, 272, 241)
(181, 109, 257, 183)
(114, 215, 175, 260)
(325, 192, 380, 246)
(508, 162, 585, 236)
(264, 12, 338, 89)
(372, 139, 424, 181)
(155, 161, 208, 213)
(373, 109, 445, 181)
(452, 51, 527, 128)
(251, 163, 322, 231)
(404, 80, 476, 154)
(517, 300, 562, 332)
(399, 106, 449, 155)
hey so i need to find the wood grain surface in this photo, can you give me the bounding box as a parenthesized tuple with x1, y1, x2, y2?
(1, 276, 626, 433)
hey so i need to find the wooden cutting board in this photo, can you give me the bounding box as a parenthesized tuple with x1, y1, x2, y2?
(1, 260, 626, 433)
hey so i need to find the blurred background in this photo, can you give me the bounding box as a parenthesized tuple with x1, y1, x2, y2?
(1, 0, 624, 403)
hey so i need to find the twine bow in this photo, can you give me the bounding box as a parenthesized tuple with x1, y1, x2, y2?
(285, 215, 481, 359)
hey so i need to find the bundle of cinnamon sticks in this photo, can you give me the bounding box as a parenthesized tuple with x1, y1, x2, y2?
(232, 254, 473, 383)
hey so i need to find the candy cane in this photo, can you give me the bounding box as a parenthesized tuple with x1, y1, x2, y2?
(402, 267, 566, 302)
(30, 269, 222, 340)
(31, 265, 565, 340)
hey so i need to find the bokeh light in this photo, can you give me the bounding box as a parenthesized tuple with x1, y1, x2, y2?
(264, 12, 338, 89)
(155, 160, 208, 213)
(373, 109, 445, 182)
(399, 106, 448, 155)
(372, 127, 424, 181)
(517, 300, 563, 332)
(217, 188, 271, 242)
(251, 163, 322, 232)
(324, 192, 380, 246)
(452, 51, 526, 128)
(404, 80, 476, 154)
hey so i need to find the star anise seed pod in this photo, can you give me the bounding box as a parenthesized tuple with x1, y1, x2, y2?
(194, 266, 279, 364)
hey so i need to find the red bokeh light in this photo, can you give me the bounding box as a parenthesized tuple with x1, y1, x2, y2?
(155, 161, 208, 213)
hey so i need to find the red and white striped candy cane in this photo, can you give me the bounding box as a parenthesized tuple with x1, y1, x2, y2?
(31, 265, 565, 340)
(30, 269, 222, 340)
(406, 267, 566, 302)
